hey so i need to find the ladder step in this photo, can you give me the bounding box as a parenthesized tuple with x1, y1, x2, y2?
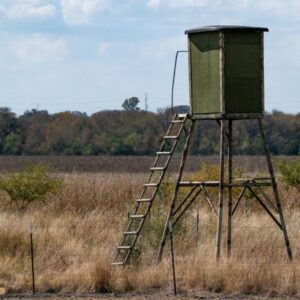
(137, 198, 152, 202)
(171, 120, 184, 123)
(144, 183, 158, 187)
(112, 262, 124, 266)
(150, 167, 165, 171)
(178, 113, 187, 119)
(164, 135, 178, 139)
(118, 246, 131, 249)
(123, 231, 138, 235)
(130, 214, 144, 218)
(157, 151, 171, 155)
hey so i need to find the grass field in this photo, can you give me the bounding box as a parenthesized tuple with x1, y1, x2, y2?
(0, 156, 299, 298)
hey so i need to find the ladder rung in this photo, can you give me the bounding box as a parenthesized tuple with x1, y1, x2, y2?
(144, 183, 158, 187)
(171, 120, 184, 123)
(123, 231, 138, 235)
(164, 135, 178, 139)
(178, 113, 187, 119)
(130, 214, 144, 218)
(137, 198, 152, 202)
(112, 262, 124, 265)
(118, 246, 131, 249)
(150, 167, 165, 171)
(157, 151, 171, 155)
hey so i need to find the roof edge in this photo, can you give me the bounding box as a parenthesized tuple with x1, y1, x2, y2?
(185, 25, 269, 34)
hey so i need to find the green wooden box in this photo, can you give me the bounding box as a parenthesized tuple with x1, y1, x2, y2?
(185, 26, 268, 119)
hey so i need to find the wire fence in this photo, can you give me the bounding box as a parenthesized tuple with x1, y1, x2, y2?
(1, 222, 300, 294)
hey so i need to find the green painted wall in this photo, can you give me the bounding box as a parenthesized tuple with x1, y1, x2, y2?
(188, 30, 263, 117)
(189, 32, 220, 115)
(224, 32, 262, 114)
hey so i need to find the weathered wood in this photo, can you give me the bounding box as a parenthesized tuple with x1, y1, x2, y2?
(156, 119, 195, 264)
(216, 120, 229, 139)
(173, 187, 203, 227)
(201, 185, 218, 216)
(253, 180, 278, 212)
(216, 120, 225, 260)
(227, 119, 233, 256)
(114, 116, 293, 267)
(173, 185, 198, 215)
(231, 185, 247, 216)
(113, 114, 189, 265)
(178, 181, 272, 187)
(258, 119, 293, 261)
(247, 186, 282, 230)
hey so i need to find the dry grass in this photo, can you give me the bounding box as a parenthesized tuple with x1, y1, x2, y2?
(0, 171, 299, 297)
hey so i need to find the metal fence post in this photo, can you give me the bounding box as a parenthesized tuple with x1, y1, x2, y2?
(169, 220, 177, 296)
(29, 223, 36, 294)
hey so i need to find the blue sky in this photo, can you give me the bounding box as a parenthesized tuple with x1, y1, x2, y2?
(0, 0, 299, 115)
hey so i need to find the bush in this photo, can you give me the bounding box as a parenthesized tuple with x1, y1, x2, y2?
(0, 164, 62, 212)
(278, 159, 300, 190)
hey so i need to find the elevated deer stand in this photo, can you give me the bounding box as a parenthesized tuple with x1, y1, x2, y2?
(113, 26, 292, 266)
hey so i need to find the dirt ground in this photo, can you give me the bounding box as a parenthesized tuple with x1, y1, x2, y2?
(1, 291, 300, 300)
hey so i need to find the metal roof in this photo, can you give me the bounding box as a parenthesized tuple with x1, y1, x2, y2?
(185, 25, 269, 34)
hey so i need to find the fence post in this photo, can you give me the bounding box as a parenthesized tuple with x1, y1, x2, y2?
(29, 223, 36, 294)
(169, 220, 177, 296)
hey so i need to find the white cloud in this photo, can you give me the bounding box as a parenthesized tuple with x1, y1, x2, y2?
(148, 0, 212, 9)
(138, 35, 186, 62)
(60, 0, 110, 25)
(98, 42, 109, 55)
(0, 0, 56, 19)
(147, 0, 160, 8)
(10, 34, 67, 63)
(147, 0, 300, 18)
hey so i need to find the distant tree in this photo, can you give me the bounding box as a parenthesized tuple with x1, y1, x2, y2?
(0, 106, 298, 156)
(0, 107, 19, 152)
(23, 109, 49, 116)
(3, 133, 23, 155)
(122, 97, 140, 111)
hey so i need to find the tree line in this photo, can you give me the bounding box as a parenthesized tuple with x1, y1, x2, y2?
(0, 107, 299, 156)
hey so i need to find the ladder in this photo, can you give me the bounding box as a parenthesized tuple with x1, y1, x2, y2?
(112, 113, 190, 265)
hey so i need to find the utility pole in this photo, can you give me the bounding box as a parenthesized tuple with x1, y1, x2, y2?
(145, 93, 148, 111)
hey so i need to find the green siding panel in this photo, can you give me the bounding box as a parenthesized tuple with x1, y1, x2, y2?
(225, 44, 261, 78)
(187, 30, 263, 117)
(224, 31, 262, 114)
(225, 78, 262, 113)
(189, 33, 221, 114)
(225, 32, 261, 44)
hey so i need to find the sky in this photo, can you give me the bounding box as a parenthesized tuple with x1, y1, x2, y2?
(0, 0, 299, 115)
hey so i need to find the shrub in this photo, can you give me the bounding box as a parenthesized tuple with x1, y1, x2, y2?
(0, 164, 62, 212)
(278, 159, 300, 190)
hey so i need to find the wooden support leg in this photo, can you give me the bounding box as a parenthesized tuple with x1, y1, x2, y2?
(227, 120, 233, 257)
(196, 196, 200, 244)
(258, 119, 293, 261)
(216, 120, 225, 260)
(156, 120, 195, 264)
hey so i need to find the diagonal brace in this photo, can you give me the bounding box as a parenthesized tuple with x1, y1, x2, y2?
(231, 185, 248, 216)
(252, 180, 278, 212)
(173, 185, 198, 216)
(201, 185, 217, 216)
(248, 186, 282, 230)
(173, 187, 203, 227)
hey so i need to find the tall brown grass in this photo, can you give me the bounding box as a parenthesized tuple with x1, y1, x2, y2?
(0, 171, 299, 296)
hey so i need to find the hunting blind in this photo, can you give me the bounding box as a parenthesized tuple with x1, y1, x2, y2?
(187, 26, 267, 118)
(113, 26, 292, 266)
